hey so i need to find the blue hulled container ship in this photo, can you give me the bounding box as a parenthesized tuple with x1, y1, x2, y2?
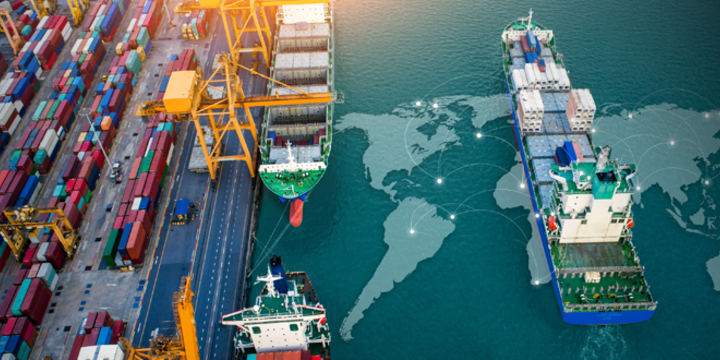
(501, 11, 657, 325)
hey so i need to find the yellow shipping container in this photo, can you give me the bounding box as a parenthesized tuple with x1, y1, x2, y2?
(115, 42, 123, 56)
(137, 46, 146, 62)
(163, 71, 198, 113)
(78, 132, 87, 143)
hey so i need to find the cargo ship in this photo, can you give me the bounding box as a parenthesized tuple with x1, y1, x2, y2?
(259, 2, 334, 227)
(501, 11, 657, 325)
(222, 256, 330, 359)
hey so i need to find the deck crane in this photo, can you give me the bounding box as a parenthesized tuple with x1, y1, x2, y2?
(173, 0, 330, 66)
(135, 53, 331, 180)
(120, 277, 200, 360)
(0, 205, 79, 261)
(28, 0, 58, 19)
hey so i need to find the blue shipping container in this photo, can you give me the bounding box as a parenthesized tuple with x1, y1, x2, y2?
(118, 223, 133, 256)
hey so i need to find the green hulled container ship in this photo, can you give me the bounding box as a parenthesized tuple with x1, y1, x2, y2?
(259, 2, 334, 227)
(501, 11, 657, 324)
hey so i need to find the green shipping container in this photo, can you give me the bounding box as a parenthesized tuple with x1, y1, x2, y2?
(18, 340, 29, 360)
(33, 81, 42, 93)
(33, 101, 47, 121)
(85, 189, 92, 203)
(34, 150, 48, 165)
(11, 279, 31, 316)
(49, 100, 61, 120)
(103, 229, 122, 267)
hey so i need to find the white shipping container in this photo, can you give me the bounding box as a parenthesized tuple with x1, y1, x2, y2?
(145, 139, 153, 157)
(13, 100, 23, 113)
(28, 228, 41, 243)
(524, 63, 536, 85)
(37, 16, 49, 29)
(72, 39, 82, 55)
(1, 352, 16, 360)
(0, 103, 14, 125)
(127, 19, 137, 34)
(519, 70, 530, 90)
(98, 4, 106, 16)
(138, 14, 147, 28)
(39, 129, 59, 154)
(532, 63, 544, 86)
(533, 90, 545, 114)
(37, 242, 49, 262)
(35, 67, 43, 79)
(78, 151, 85, 161)
(558, 68, 571, 90)
(62, 26, 71, 42)
(20, 42, 31, 53)
(7, 112, 18, 135)
(83, 39, 93, 54)
(511, 69, 524, 92)
(29, 183, 41, 205)
(0, 80, 12, 95)
(166, 144, 174, 165)
(39, 262, 56, 288)
(97, 345, 125, 360)
(78, 345, 100, 360)
(40, 29, 53, 43)
(132, 197, 142, 211)
(49, 275, 58, 292)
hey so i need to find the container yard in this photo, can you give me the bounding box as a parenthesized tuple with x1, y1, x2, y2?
(0, 0, 321, 357)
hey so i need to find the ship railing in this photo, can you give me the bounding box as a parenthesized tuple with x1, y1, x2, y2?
(556, 266, 642, 275)
(565, 301, 656, 313)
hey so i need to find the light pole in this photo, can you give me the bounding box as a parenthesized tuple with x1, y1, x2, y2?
(77, 108, 112, 167)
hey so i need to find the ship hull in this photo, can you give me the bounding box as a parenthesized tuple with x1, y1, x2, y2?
(502, 75, 655, 325)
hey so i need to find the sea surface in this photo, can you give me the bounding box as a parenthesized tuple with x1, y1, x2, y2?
(250, 1, 720, 359)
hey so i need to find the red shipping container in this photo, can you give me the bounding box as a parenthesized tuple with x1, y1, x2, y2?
(142, 176, 158, 200)
(91, 150, 105, 169)
(113, 216, 124, 229)
(84, 311, 97, 333)
(0, 286, 17, 323)
(1, 317, 16, 334)
(68, 334, 85, 360)
(137, 210, 152, 234)
(27, 263, 40, 278)
(0, 170, 9, 190)
(127, 210, 137, 224)
(22, 247, 35, 268)
(82, 329, 96, 347)
(111, 320, 125, 338)
(126, 221, 148, 264)
(47, 197, 59, 208)
(94, 311, 113, 328)
(13, 316, 36, 346)
(20, 278, 51, 325)
(134, 173, 147, 197)
(122, 179, 135, 204)
(62, 156, 80, 182)
(73, 178, 89, 194)
(13, 269, 26, 286)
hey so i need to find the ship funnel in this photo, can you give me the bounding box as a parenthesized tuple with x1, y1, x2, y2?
(269, 255, 290, 295)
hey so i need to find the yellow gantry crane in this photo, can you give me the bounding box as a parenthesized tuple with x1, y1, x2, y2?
(0, 206, 79, 260)
(120, 277, 200, 360)
(67, 0, 90, 26)
(0, 9, 24, 56)
(135, 54, 331, 180)
(174, 0, 330, 65)
(29, 0, 58, 18)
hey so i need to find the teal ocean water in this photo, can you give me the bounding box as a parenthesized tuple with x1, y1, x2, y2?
(251, 0, 720, 359)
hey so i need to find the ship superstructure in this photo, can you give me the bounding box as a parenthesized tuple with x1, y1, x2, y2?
(222, 256, 330, 358)
(259, 3, 335, 227)
(501, 11, 657, 325)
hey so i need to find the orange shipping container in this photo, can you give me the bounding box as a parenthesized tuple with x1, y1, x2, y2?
(101, 117, 114, 131)
(126, 221, 147, 263)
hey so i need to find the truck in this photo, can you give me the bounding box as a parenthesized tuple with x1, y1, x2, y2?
(172, 200, 196, 225)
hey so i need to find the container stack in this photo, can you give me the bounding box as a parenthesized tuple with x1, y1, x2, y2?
(181, 10, 209, 40)
(155, 49, 198, 102)
(517, 89, 544, 133)
(9, 278, 51, 325)
(2, 53, 40, 118)
(18, 15, 72, 70)
(106, 116, 176, 267)
(511, 29, 574, 93)
(565, 89, 596, 132)
(81, 0, 131, 42)
(69, 311, 125, 360)
(114, 0, 164, 59)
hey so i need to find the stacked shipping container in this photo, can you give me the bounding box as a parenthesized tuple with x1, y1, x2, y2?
(113, 0, 165, 61)
(69, 311, 125, 360)
(81, 0, 131, 42)
(181, 10, 209, 40)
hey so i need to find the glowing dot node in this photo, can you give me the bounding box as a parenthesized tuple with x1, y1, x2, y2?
(550, 212, 555, 216)
(535, 213, 540, 218)
(534, 280, 540, 285)
(476, 133, 482, 138)
(433, 103, 438, 108)
(670, 140, 675, 145)
(410, 229, 415, 234)
(437, 178, 443, 184)
(520, 183, 525, 188)
(450, 215, 455, 219)
(705, 180, 710, 185)
(705, 113, 710, 118)
(628, 114, 633, 119)
(636, 186, 641, 190)
(415, 101, 421, 106)
(591, 129, 596, 133)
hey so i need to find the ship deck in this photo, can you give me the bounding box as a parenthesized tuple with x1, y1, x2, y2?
(552, 241, 638, 269)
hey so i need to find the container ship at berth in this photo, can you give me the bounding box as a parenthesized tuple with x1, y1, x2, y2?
(501, 11, 657, 325)
(259, 3, 335, 227)
(222, 256, 331, 359)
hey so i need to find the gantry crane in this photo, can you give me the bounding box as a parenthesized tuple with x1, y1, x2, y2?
(174, 0, 330, 66)
(120, 277, 200, 360)
(0, 9, 24, 56)
(67, 0, 90, 26)
(29, 0, 58, 18)
(0, 206, 79, 260)
(135, 54, 331, 180)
